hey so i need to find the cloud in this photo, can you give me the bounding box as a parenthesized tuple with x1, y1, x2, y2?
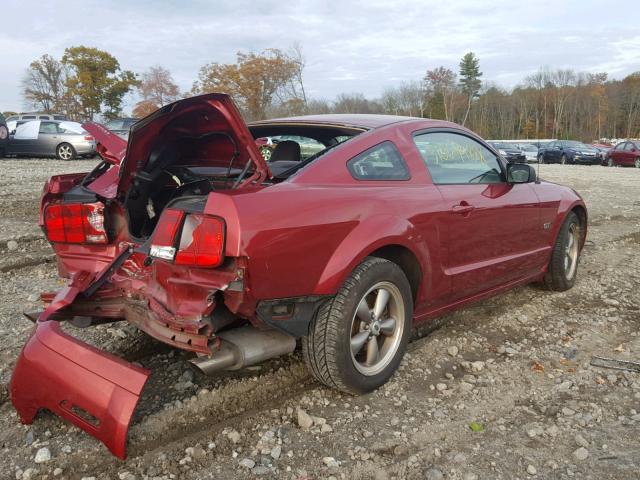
(1, 0, 638, 113)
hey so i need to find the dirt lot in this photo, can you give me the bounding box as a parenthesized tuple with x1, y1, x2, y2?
(0, 159, 638, 480)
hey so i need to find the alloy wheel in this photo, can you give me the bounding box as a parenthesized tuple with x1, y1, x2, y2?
(260, 147, 272, 161)
(564, 223, 580, 281)
(349, 281, 404, 376)
(58, 145, 73, 160)
(635, 158, 640, 168)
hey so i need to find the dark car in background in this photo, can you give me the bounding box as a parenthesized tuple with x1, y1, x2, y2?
(4, 120, 95, 159)
(538, 140, 600, 165)
(104, 117, 138, 139)
(0, 113, 8, 157)
(605, 141, 640, 167)
(488, 142, 527, 163)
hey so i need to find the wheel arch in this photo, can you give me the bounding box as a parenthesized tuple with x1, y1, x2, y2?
(367, 244, 422, 304)
(312, 216, 431, 308)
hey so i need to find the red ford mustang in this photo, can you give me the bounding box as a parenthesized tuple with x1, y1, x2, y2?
(11, 93, 587, 458)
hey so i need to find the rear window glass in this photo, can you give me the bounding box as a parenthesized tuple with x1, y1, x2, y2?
(347, 141, 410, 181)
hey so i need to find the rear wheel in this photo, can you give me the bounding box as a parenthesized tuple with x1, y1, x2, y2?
(635, 158, 640, 168)
(56, 143, 76, 160)
(303, 257, 412, 394)
(260, 146, 272, 161)
(544, 212, 582, 291)
(561, 154, 568, 165)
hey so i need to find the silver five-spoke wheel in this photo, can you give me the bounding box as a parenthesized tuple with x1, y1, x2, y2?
(564, 223, 579, 281)
(349, 281, 404, 376)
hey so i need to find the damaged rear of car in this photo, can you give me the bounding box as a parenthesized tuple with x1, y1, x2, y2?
(11, 93, 298, 458)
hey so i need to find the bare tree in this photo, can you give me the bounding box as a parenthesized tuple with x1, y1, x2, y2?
(22, 54, 68, 112)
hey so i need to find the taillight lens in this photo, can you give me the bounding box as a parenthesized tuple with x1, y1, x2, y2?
(149, 209, 184, 261)
(150, 209, 225, 268)
(44, 202, 108, 244)
(175, 214, 225, 267)
(84, 135, 94, 141)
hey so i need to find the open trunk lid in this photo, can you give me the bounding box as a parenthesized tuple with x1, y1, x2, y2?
(117, 93, 271, 194)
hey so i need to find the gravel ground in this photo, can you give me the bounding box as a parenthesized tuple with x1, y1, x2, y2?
(0, 159, 639, 480)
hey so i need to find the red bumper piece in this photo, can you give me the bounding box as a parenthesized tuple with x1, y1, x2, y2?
(10, 321, 150, 459)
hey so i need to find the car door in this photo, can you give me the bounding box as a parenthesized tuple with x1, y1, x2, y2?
(36, 121, 60, 155)
(10, 121, 40, 155)
(622, 142, 637, 166)
(412, 130, 541, 301)
(610, 143, 625, 165)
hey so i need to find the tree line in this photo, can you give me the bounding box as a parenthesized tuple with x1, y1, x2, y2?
(15, 46, 640, 141)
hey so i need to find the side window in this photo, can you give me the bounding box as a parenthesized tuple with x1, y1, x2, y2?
(38, 115, 50, 120)
(347, 141, 410, 181)
(22, 115, 36, 120)
(38, 122, 58, 134)
(413, 132, 504, 184)
(624, 143, 633, 151)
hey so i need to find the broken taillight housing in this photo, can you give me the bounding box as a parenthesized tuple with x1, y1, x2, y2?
(44, 202, 108, 244)
(150, 209, 225, 268)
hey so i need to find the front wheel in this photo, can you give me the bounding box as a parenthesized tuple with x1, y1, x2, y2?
(303, 257, 412, 394)
(561, 154, 568, 165)
(635, 158, 640, 168)
(538, 154, 545, 164)
(544, 212, 582, 291)
(608, 157, 614, 167)
(56, 143, 76, 160)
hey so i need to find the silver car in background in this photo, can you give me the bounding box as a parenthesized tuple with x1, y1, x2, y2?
(4, 120, 96, 160)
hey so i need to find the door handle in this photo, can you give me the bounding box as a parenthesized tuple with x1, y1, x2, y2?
(451, 203, 475, 215)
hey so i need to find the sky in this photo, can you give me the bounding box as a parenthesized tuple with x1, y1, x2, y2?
(1, 0, 639, 114)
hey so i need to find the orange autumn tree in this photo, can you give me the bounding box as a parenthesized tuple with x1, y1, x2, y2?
(192, 49, 304, 120)
(133, 66, 180, 118)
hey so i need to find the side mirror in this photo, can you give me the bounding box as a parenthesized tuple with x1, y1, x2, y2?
(507, 163, 536, 184)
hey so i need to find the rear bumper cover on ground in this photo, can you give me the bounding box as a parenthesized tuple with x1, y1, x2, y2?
(10, 320, 150, 459)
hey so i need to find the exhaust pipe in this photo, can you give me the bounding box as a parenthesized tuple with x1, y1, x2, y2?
(189, 326, 296, 375)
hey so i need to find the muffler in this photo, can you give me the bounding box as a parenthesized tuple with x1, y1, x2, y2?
(189, 326, 296, 374)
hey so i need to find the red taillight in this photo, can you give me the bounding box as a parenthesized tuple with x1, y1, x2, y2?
(150, 209, 225, 268)
(175, 214, 225, 267)
(44, 202, 108, 244)
(149, 209, 184, 261)
(84, 135, 94, 141)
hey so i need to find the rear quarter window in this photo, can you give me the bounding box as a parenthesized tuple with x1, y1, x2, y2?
(347, 141, 410, 181)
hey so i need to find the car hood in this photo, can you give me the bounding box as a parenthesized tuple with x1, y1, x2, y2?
(85, 94, 271, 195)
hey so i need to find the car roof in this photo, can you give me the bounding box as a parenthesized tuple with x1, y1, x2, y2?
(250, 114, 438, 130)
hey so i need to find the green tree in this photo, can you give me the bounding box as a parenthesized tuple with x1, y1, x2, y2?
(459, 52, 482, 126)
(61, 46, 138, 120)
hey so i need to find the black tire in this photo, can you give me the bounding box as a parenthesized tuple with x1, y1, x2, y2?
(302, 257, 413, 394)
(56, 143, 76, 160)
(538, 154, 545, 164)
(544, 212, 582, 291)
(607, 157, 614, 167)
(561, 154, 568, 165)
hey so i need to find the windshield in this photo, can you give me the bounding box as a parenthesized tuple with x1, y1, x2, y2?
(518, 143, 537, 151)
(563, 141, 590, 148)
